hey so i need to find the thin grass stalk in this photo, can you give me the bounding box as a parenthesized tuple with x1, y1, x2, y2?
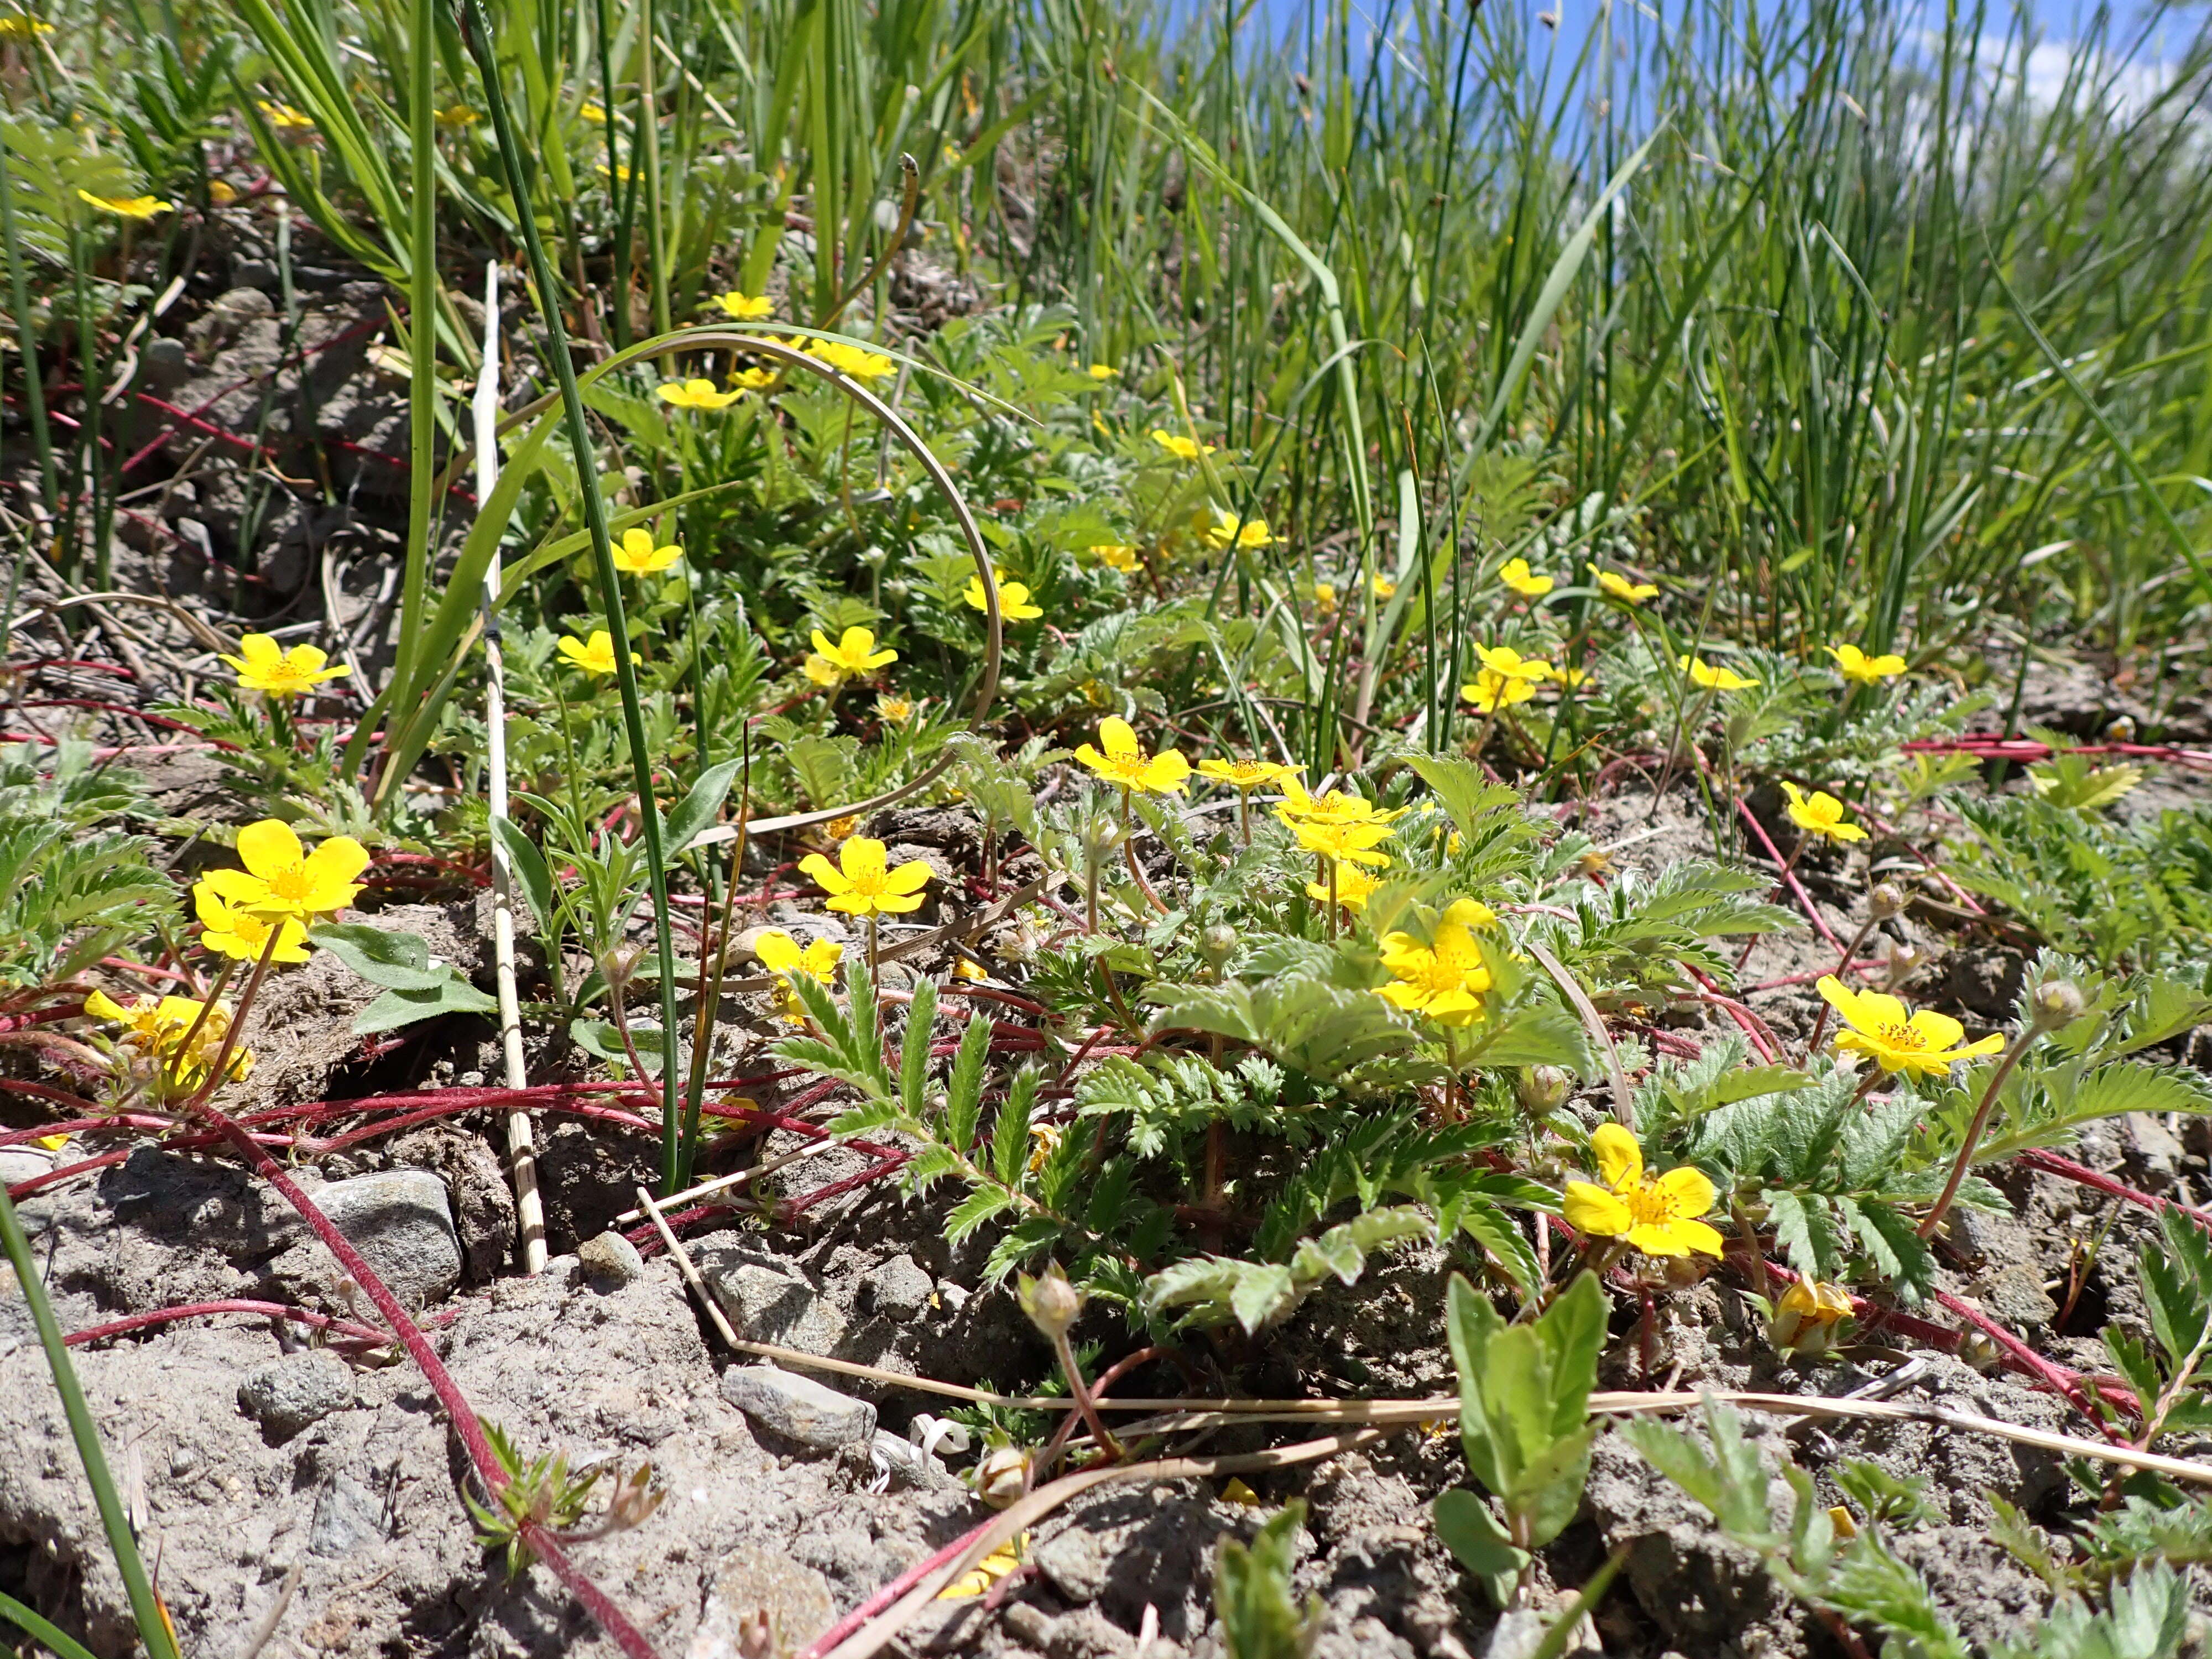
(0, 1182, 181, 1659)
(0, 132, 56, 511)
(473, 258, 547, 1275)
(458, 0, 687, 1194)
(387, 0, 442, 720)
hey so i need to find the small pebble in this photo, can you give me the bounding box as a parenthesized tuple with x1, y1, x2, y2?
(577, 1229, 647, 1288)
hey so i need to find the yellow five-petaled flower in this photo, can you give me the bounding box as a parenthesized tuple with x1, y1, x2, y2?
(1589, 565, 1659, 604)
(1284, 816, 1395, 868)
(1206, 509, 1275, 551)
(657, 378, 742, 410)
(1150, 428, 1215, 461)
(1377, 898, 1496, 1026)
(807, 340, 895, 380)
(558, 630, 620, 676)
(754, 929, 843, 1022)
(609, 527, 682, 576)
(1074, 717, 1191, 796)
(799, 837, 933, 917)
(966, 577, 1044, 621)
(1089, 544, 1140, 575)
(201, 818, 371, 924)
(1197, 757, 1302, 792)
(1782, 781, 1867, 843)
(84, 990, 253, 1090)
(1678, 654, 1759, 692)
(1814, 977, 2004, 1078)
(1275, 777, 1405, 826)
(1827, 643, 1907, 685)
(804, 627, 897, 687)
(1562, 1124, 1724, 1258)
(221, 633, 351, 697)
(77, 190, 173, 221)
(193, 882, 311, 963)
(712, 290, 775, 321)
(1499, 557, 1554, 599)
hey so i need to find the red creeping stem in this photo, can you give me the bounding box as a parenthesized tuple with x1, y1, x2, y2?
(2016, 1149, 2212, 1234)
(66, 1298, 397, 1349)
(1904, 736, 2212, 775)
(1734, 799, 1845, 951)
(1935, 1289, 2133, 1437)
(187, 1098, 664, 1659)
(799, 1518, 999, 1657)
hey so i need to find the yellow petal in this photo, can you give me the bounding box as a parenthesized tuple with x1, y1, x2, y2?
(799, 852, 850, 894)
(236, 819, 304, 881)
(1563, 1181, 1634, 1237)
(755, 931, 800, 973)
(1589, 1123, 1643, 1191)
(1654, 1164, 1717, 1218)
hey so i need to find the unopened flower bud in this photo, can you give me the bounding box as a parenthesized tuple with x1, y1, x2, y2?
(1018, 1260, 1084, 1342)
(2030, 979, 2085, 1030)
(882, 578, 911, 604)
(1955, 1328, 2001, 1373)
(857, 544, 889, 570)
(1869, 882, 1905, 920)
(1768, 1278, 1854, 1358)
(1517, 1066, 1571, 1117)
(1199, 923, 1239, 974)
(973, 1444, 1031, 1508)
(1082, 816, 1128, 860)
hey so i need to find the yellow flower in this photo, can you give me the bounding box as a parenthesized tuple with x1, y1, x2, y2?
(799, 837, 933, 917)
(1548, 662, 1590, 688)
(807, 340, 895, 380)
(207, 180, 239, 206)
(85, 991, 252, 1089)
(580, 100, 608, 123)
(1087, 363, 1118, 380)
(657, 377, 742, 410)
(1275, 777, 1405, 826)
(257, 100, 314, 132)
(938, 1533, 1029, 1599)
(220, 633, 350, 697)
(1770, 1277, 1854, 1354)
(193, 881, 310, 964)
(711, 290, 774, 321)
(1150, 428, 1215, 461)
(1377, 899, 1497, 1026)
(1089, 544, 1140, 574)
(877, 693, 915, 724)
(1782, 781, 1867, 844)
(1312, 582, 1338, 614)
(952, 956, 989, 983)
(1284, 816, 1395, 868)
(1460, 670, 1536, 713)
(1588, 564, 1658, 604)
(966, 577, 1044, 621)
(200, 820, 371, 923)
(1499, 557, 1554, 598)
(823, 816, 861, 843)
(558, 630, 620, 676)
(1562, 1124, 1724, 1258)
(731, 366, 779, 391)
(1678, 654, 1758, 692)
(755, 929, 843, 1023)
(77, 191, 173, 222)
(1814, 977, 2004, 1078)
(435, 105, 479, 128)
(1197, 757, 1302, 792)
(1474, 644, 1552, 683)
(1205, 509, 1274, 551)
(1370, 575, 1397, 601)
(803, 627, 897, 686)
(1306, 861, 1381, 910)
(609, 526, 682, 576)
(597, 161, 634, 184)
(1074, 717, 1191, 796)
(1827, 643, 1907, 685)
(0, 13, 55, 36)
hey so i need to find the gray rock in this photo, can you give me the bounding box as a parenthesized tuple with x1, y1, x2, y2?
(1947, 1204, 2036, 1269)
(859, 1253, 936, 1322)
(695, 1239, 849, 1357)
(869, 1428, 958, 1491)
(1974, 1264, 2058, 1333)
(719, 1364, 875, 1449)
(2122, 1113, 2185, 1190)
(1485, 1610, 1603, 1658)
(308, 1472, 387, 1557)
(687, 1545, 837, 1659)
(309, 1170, 462, 1308)
(0, 1147, 54, 1191)
(1035, 1525, 1115, 1603)
(237, 1352, 355, 1438)
(577, 1230, 647, 1288)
